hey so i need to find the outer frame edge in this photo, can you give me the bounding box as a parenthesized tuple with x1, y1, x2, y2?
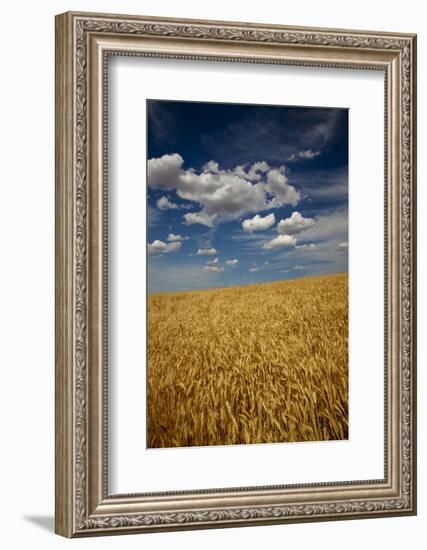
(54, 11, 417, 537)
(55, 11, 76, 539)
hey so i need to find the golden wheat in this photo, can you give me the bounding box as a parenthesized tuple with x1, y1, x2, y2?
(147, 272, 348, 448)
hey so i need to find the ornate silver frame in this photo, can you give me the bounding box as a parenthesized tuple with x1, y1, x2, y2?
(55, 11, 417, 537)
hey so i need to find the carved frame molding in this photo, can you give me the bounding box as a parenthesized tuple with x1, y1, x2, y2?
(55, 12, 416, 537)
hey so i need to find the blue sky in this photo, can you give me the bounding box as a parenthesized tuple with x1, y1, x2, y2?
(147, 100, 348, 293)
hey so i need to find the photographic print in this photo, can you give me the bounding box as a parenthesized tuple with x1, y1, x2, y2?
(147, 99, 349, 449)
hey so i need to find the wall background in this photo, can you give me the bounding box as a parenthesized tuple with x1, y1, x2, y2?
(0, 1, 424, 548)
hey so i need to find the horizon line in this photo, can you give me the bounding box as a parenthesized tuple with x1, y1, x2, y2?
(148, 270, 348, 296)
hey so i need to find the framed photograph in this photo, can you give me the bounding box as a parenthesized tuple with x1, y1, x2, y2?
(55, 11, 417, 537)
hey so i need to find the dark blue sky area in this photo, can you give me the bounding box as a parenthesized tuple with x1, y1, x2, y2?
(147, 99, 348, 293)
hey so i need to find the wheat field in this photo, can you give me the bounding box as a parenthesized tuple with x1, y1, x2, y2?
(147, 272, 348, 448)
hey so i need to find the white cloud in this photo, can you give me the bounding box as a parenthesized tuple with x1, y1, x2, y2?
(263, 234, 297, 250)
(234, 161, 269, 181)
(148, 240, 182, 255)
(242, 213, 275, 232)
(249, 266, 259, 272)
(266, 170, 300, 204)
(337, 242, 348, 251)
(225, 259, 238, 267)
(288, 149, 321, 161)
(293, 264, 305, 270)
(277, 212, 315, 235)
(202, 265, 224, 273)
(167, 233, 188, 242)
(295, 243, 317, 251)
(196, 247, 217, 256)
(206, 258, 219, 265)
(147, 153, 184, 188)
(156, 196, 179, 210)
(183, 211, 216, 227)
(148, 154, 300, 226)
(203, 160, 220, 173)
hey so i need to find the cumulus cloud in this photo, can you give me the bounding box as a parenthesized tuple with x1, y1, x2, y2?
(206, 258, 220, 265)
(249, 266, 259, 272)
(184, 211, 216, 228)
(263, 234, 297, 250)
(293, 265, 305, 270)
(225, 259, 238, 267)
(167, 233, 188, 242)
(337, 242, 348, 251)
(266, 170, 300, 204)
(203, 265, 224, 273)
(277, 212, 315, 235)
(203, 160, 220, 173)
(147, 153, 184, 188)
(242, 213, 275, 232)
(148, 154, 300, 226)
(156, 195, 179, 210)
(234, 161, 269, 181)
(196, 247, 217, 256)
(148, 240, 182, 254)
(288, 149, 321, 161)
